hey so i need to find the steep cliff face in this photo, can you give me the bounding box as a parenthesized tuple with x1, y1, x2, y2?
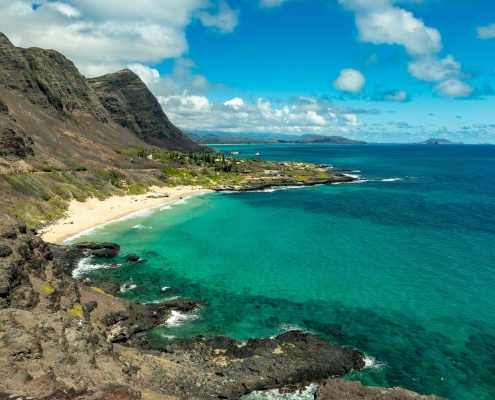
(0, 32, 199, 156)
(0, 33, 108, 121)
(21, 47, 109, 122)
(0, 33, 48, 108)
(0, 95, 34, 159)
(89, 69, 201, 151)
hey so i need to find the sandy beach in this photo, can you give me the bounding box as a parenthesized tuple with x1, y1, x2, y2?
(39, 185, 212, 244)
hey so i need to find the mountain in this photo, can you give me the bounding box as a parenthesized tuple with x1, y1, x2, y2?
(418, 138, 464, 145)
(188, 131, 366, 145)
(88, 69, 199, 150)
(285, 135, 367, 144)
(0, 31, 199, 167)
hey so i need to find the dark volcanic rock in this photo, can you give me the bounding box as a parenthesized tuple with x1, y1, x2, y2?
(104, 298, 206, 343)
(97, 281, 121, 296)
(125, 254, 140, 262)
(213, 175, 356, 192)
(158, 330, 365, 399)
(314, 378, 446, 399)
(49, 242, 120, 275)
(88, 69, 201, 151)
(73, 242, 121, 258)
(0, 243, 12, 257)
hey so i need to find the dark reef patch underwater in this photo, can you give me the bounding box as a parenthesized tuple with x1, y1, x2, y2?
(68, 144, 495, 400)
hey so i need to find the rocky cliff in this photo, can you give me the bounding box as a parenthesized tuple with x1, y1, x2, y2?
(89, 69, 200, 151)
(0, 32, 198, 160)
(0, 33, 108, 122)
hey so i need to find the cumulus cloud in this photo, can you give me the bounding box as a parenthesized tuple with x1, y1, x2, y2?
(259, 0, 290, 8)
(157, 94, 367, 134)
(354, 7, 441, 57)
(477, 23, 495, 39)
(224, 97, 245, 110)
(196, 1, 239, 34)
(384, 90, 408, 102)
(333, 69, 366, 93)
(152, 58, 213, 97)
(128, 64, 160, 86)
(434, 80, 475, 98)
(407, 55, 463, 82)
(0, 0, 238, 77)
(344, 114, 364, 127)
(338, 0, 472, 95)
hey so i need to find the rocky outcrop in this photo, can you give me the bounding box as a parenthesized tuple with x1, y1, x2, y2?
(88, 69, 201, 151)
(314, 379, 446, 399)
(212, 174, 356, 192)
(153, 330, 365, 399)
(49, 242, 121, 275)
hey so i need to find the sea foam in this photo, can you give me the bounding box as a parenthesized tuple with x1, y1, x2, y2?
(72, 258, 121, 279)
(381, 178, 401, 182)
(243, 382, 319, 400)
(364, 355, 385, 370)
(165, 310, 200, 327)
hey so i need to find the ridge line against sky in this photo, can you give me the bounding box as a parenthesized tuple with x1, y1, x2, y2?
(1, 0, 494, 143)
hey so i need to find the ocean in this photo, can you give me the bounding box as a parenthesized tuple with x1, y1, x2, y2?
(66, 144, 495, 400)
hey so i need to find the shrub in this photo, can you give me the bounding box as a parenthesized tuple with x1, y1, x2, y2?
(43, 285, 55, 294)
(68, 305, 84, 318)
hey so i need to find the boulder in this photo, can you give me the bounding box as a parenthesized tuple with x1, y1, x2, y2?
(125, 254, 140, 262)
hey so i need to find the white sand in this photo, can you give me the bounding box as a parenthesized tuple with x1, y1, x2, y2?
(39, 186, 212, 244)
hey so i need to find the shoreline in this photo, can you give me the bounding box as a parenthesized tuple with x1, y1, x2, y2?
(39, 185, 213, 244)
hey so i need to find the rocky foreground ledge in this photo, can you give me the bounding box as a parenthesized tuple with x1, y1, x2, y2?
(0, 214, 445, 399)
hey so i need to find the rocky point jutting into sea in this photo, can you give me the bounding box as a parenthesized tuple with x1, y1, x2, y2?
(0, 32, 446, 399)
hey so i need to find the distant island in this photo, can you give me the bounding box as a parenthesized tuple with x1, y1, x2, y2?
(418, 138, 464, 145)
(187, 131, 367, 145)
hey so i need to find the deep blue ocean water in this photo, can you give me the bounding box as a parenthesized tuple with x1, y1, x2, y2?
(67, 144, 495, 400)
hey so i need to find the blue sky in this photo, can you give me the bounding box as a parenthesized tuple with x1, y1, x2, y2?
(1, 0, 495, 143)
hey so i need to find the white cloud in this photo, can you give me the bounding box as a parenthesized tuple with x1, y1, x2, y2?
(340, 0, 441, 56)
(339, 0, 472, 94)
(344, 114, 364, 127)
(46, 2, 81, 18)
(477, 23, 495, 39)
(407, 55, 463, 82)
(384, 90, 408, 101)
(333, 69, 366, 93)
(354, 7, 441, 57)
(0, 0, 237, 77)
(224, 97, 244, 109)
(128, 64, 160, 86)
(434, 80, 474, 98)
(259, 0, 290, 8)
(157, 94, 368, 134)
(196, 1, 239, 34)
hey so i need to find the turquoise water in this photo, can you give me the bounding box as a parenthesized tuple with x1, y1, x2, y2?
(67, 144, 495, 400)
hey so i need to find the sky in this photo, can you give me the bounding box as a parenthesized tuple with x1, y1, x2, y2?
(1, 0, 495, 143)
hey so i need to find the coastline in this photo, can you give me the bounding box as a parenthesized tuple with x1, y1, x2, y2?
(38, 185, 212, 244)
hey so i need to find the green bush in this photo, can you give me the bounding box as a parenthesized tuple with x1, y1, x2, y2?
(126, 184, 147, 195)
